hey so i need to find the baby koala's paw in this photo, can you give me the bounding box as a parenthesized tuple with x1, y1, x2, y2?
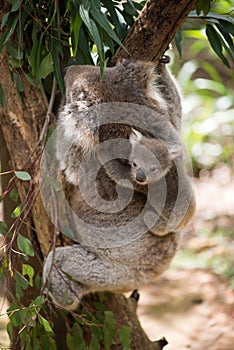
(143, 211, 168, 236)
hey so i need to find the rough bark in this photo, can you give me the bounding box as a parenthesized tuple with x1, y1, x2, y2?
(0, 0, 198, 349)
(113, 0, 198, 63)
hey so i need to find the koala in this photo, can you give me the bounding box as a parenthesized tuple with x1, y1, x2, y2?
(129, 129, 182, 185)
(43, 59, 196, 310)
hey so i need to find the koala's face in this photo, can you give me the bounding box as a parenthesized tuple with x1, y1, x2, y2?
(129, 129, 181, 185)
(130, 148, 171, 185)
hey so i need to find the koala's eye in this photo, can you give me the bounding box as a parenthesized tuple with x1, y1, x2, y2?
(132, 161, 137, 167)
(151, 166, 156, 172)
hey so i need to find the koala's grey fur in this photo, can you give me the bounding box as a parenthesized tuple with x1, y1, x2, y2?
(43, 60, 196, 310)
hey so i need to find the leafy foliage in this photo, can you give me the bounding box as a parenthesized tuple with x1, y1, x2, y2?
(188, 11, 234, 68)
(0, 0, 233, 101)
(0, 0, 144, 94)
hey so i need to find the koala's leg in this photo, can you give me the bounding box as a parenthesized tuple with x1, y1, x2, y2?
(43, 245, 134, 311)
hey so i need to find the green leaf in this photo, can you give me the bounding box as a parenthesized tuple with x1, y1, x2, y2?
(39, 52, 54, 79)
(119, 326, 132, 350)
(14, 171, 31, 181)
(79, 2, 93, 34)
(44, 175, 61, 192)
(102, 0, 119, 27)
(22, 264, 34, 287)
(30, 295, 45, 307)
(216, 24, 234, 64)
(219, 19, 234, 36)
(1, 12, 10, 29)
(11, 0, 22, 12)
(0, 221, 8, 236)
(206, 24, 230, 67)
(11, 204, 23, 218)
(17, 233, 35, 257)
(28, 22, 43, 84)
(14, 271, 30, 299)
(13, 72, 24, 92)
(51, 40, 64, 93)
(89, 327, 102, 350)
(67, 324, 86, 350)
(123, 2, 138, 16)
(38, 314, 53, 333)
(216, 23, 234, 50)
(89, 1, 126, 51)
(103, 311, 116, 349)
(10, 188, 19, 202)
(90, 19, 105, 73)
(196, 0, 210, 16)
(175, 29, 182, 57)
(0, 12, 19, 48)
(76, 26, 94, 64)
(70, 12, 82, 56)
(24, 73, 35, 87)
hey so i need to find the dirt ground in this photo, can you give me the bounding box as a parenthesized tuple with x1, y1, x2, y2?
(137, 168, 234, 350)
(0, 168, 234, 349)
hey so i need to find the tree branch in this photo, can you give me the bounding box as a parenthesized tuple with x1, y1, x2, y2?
(114, 0, 198, 63)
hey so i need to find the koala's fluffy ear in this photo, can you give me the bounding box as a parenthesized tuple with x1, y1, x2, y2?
(129, 129, 143, 144)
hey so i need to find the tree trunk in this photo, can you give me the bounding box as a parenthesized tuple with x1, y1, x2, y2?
(0, 0, 197, 348)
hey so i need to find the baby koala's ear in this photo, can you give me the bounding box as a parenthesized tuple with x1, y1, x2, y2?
(129, 129, 143, 144)
(167, 143, 183, 159)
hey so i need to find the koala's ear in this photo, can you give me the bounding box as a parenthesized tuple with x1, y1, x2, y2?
(130, 129, 143, 144)
(168, 143, 183, 159)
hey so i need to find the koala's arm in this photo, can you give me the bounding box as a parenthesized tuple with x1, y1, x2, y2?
(144, 190, 196, 237)
(144, 164, 196, 237)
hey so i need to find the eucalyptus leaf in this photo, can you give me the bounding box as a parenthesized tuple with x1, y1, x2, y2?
(11, 204, 23, 218)
(70, 12, 82, 56)
(196, 0, 210, 16)
(1, 12, 10, 29)
(90, 1, 126, 51)
(14, 271, 29, 299)
(11, 0, 22, 13)
(39, 53, 54, 79)
(17, 233, 35, 257)
(206, 24, 230, 67)
(14, 171, 31, 181)
(175, 29, 182, 57)
(119, 326, 132, 350)
(10, 188, 19, 202)
(0, 221, 8, 236)
(38, 314, 53, 333)
(22, 264, 34, 287)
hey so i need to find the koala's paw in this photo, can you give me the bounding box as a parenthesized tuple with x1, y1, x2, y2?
(143, 211, 168, 237)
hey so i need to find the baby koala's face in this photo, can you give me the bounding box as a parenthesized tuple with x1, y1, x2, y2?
(129, 129, 181, 185)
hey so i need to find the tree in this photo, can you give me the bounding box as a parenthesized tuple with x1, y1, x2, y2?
(0, 0, 233, 349)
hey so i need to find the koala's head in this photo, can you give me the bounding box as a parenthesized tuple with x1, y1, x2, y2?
(129, 129, 181, 185)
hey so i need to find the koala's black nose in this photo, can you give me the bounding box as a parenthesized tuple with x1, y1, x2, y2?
(136, 168, 146, 183)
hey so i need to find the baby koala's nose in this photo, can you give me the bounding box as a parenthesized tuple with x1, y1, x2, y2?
(136, 168, 146, 183)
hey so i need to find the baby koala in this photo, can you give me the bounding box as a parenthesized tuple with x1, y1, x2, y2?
(129, 129, 187, 237)
(129, 129, 181, 185)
